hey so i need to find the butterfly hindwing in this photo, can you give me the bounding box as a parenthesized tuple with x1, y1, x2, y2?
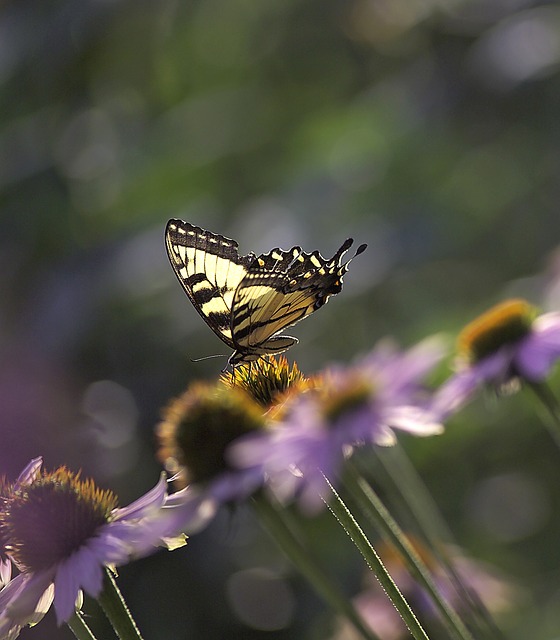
(230, 241, 357, 357)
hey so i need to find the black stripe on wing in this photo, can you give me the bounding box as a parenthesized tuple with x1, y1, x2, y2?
(231, 237, 362, 349)
(165, 219, 255, 348)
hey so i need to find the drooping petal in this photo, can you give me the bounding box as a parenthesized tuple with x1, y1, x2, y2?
(113, 473, 167, 521)
(0, 560, 11, 587)
(0, 574, 27, 616)
(430, 350, 509, 419)
(27, 583, 54, 628)
(374, 335, 447, 398)
(15, 458, 42, 487)
(86, 527, 132, 566)
(383, 405, 444, 436)
(72, 547, 104, 598)
(395, 335, 447, 381)
(515, 314, 560, 380)
(0, 579, 53, 640)
(161, 489, 218, 535)
(2, 571, 54, 627)
(53, 555, 87, 623)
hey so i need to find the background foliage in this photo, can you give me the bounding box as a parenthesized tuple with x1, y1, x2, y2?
(3, 0, 560, 637)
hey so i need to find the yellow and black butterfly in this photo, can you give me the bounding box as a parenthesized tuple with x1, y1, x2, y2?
(165, 219, 366, 366)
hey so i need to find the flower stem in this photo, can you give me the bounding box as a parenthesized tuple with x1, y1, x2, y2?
(370, 445, 506, 640)
(98, 569, 145, 640)
(323, 475, 431, 640)
(526, 381, 560, 450)
(252, 494, 381, 640)
(67, 611, 98, 640)
(343, 461, 474, 640)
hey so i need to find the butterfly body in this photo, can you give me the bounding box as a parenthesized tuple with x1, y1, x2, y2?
(165, 219, 366, 365)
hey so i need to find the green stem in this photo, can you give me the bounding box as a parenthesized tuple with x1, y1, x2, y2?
(371, 445, 506, 640)
(324, 476, 431, 640)
(527, 381, 560, 450)
(252, 494, 381, 640)
(98, 569, 145, 640)
(373, 445, 454, 548)
(66, 611, 99, 640)
(344, 461, 474, 640)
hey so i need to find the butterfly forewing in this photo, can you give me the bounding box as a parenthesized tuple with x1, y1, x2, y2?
(165, 219, 254, 348)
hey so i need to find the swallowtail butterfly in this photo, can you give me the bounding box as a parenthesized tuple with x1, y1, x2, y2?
(165, 219, 366, 366)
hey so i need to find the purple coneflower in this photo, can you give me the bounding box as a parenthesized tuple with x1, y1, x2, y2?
(0, 458, 43, 588)
(433, 299, 560, 418)
(230, 338, 446, 513)
(0, 459, 186, 638)
(155, 382, 269, 532)
(331, 542, 516, 640)
(220, 356, 313, 409)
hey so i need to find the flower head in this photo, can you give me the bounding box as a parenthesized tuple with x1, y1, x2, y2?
(331, 541, 517, 640)
(231, 338, 445, 513)
(433, 299, 560, 418)
(0, 459, 186, 636)
(157, 382, 266, 487)
(220, 356, 313, 410)
(0, 458, 42, 587)
(155, 382, 268, 531)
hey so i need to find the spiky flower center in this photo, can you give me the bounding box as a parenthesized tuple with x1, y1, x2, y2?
(221, 356, 309, 408)
(2, 468, 117, 571)
(157, 383, 266, 485)
(322, 377, 372, 426)
(457, 299, 536, 364)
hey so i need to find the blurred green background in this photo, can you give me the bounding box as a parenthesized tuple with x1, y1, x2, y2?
(4, 0, 560, 637)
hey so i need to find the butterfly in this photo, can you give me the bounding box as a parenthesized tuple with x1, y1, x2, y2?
(165, 219, 366, 366)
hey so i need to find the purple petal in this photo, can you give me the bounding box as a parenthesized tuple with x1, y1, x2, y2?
(101, 523, 162, 562)
(15, 458, 42, 487)
(383, 336, 447, 391)
(383, 406, 444, 436)
(53, 556, 85, 624)
(0, 615, 19, 640)
(162, 490, 218, 535)
(430, 370, 480, 419)
(0, 559, 12, 586)
(227, 433, 273, 469)
(0, 574, 27, 612)
(26, 584, 54, 627)
(515, 315, 560, 380)
(113, 474, 167, 521)
(73, 548, 103, 597)
(209, 469, 262, 504)
(3, 571, 54, 626)
(86, 527, 131, 566)
(0, 576, 26, 640)
(431, 351, 509, 419)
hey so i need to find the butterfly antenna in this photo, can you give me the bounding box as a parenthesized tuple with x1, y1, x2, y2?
(190, 353, 227, 363)
(344, 241, 367, 264)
